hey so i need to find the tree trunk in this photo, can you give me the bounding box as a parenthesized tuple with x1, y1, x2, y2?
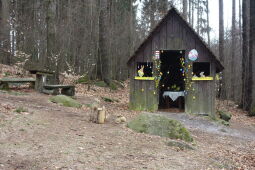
(149, 0, 156, 30)
(189, 0, 191, 23)
(231, 0, 236, 100)
(99, 0, 111, 85)
(0, 0, 10, 65)
(206, 0, 210, 46)
(242, 0, 249, 110)
(248, 0, 255, 113)
(46, 0, 58, 83)
(219, 0, 225, 99)
(183, 0, 187, 20)
(196, 0, 200, 35)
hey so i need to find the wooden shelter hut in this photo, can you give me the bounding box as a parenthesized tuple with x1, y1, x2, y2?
(127, 7, 224, 116)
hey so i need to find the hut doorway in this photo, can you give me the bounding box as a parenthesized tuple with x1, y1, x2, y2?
(158, 50, 185, 112)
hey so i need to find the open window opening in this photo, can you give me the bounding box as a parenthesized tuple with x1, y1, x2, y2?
(158, 50, 185, 112)
(193, 62, 210, 77)
(137, 62, 153, 77)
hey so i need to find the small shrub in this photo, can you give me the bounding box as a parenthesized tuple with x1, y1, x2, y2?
(218, 110, 232, 122)
(4, 72, 11, 77)
(15, 107, 28, 113)
(109, 82, 117, 90)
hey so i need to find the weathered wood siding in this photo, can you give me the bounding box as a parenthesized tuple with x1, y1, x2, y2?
(129, 10, 217, 115)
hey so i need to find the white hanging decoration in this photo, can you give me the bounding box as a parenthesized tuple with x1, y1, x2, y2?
(188, 49, 198, 61)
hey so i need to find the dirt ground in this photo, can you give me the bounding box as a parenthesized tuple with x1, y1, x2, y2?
(0, 86, 255, 170)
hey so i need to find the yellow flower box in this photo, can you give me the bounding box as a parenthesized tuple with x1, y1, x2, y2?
(134, 77, 155, 81)
(192, 77, 214, 81)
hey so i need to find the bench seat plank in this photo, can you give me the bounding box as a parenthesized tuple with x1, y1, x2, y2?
(43, 85, 74, 89)
(43, 84, 75, 96)
(0, 78, 36, 83)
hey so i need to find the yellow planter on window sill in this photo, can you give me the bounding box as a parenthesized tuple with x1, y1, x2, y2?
(134, 77, 155, 81)
(192, 77, 214, 81)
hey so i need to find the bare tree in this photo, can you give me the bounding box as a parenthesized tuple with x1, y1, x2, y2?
(183, 0, 187, 20)
(99, 0, 111, 85)
(231, 0, 237, 99)
(219, 0, 225, 99)
(248, 0, 255, 114)
(242, 0, 249, 109)
(205, 0, 210, 46)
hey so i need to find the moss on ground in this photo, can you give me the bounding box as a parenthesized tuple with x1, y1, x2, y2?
(94, 81, 108, 88)
(248, 105, 255, 117)
(49, 95, 82, 108)
(76, 75, 90, 84)
(127, 113, 193, 142)
(167, 141, 195, 150)
(15, 107, 28, 113)
(0, 90, 27, 96)
(0, 83, 9, 91)
(218, 110, 232, 122)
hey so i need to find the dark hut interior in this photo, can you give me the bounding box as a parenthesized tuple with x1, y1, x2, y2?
(159, 50, 185, 111)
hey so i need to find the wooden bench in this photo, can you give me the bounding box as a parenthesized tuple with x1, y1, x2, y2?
(0, 78, 36, 90)
(43, 84, 75, 96)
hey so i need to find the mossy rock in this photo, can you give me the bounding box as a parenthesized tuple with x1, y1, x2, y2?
(127, 113, 193, 142)
(248, 105, 255, 117)
(218, 111, 232, 122)
(76, 75, 90, 84)
(94, 81, 108, 88)
(49, 95, 82, 108)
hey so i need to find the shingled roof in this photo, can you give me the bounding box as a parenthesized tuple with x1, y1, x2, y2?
(127, 6, 224, 72)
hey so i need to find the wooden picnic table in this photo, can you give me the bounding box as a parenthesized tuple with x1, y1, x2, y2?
(27, 69, 54, 92)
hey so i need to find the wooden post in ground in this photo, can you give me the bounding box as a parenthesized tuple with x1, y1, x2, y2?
(97, 106, 106, 124)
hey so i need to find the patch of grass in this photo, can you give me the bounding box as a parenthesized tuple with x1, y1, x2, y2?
(167, 141, 195, 150)
(127, 113, 193, 142)
(0, 89, 27, 96)
(15, 107, 28, 113)
(94, 81, 119, 90)
(76, 74, 90, 84)
(109, 82, 117, 90)
(4, 72, 11, 77)
(94, 81, 107, 88)
(49, 95, 82, 108)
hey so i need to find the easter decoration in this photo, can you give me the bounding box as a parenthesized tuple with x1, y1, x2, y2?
(138, 65, 144, 77)
(153, 51, 162, 88)
(188, 49, 198, 61)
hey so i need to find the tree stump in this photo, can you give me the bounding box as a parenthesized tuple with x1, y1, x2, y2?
(97, 107, 106, 124)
